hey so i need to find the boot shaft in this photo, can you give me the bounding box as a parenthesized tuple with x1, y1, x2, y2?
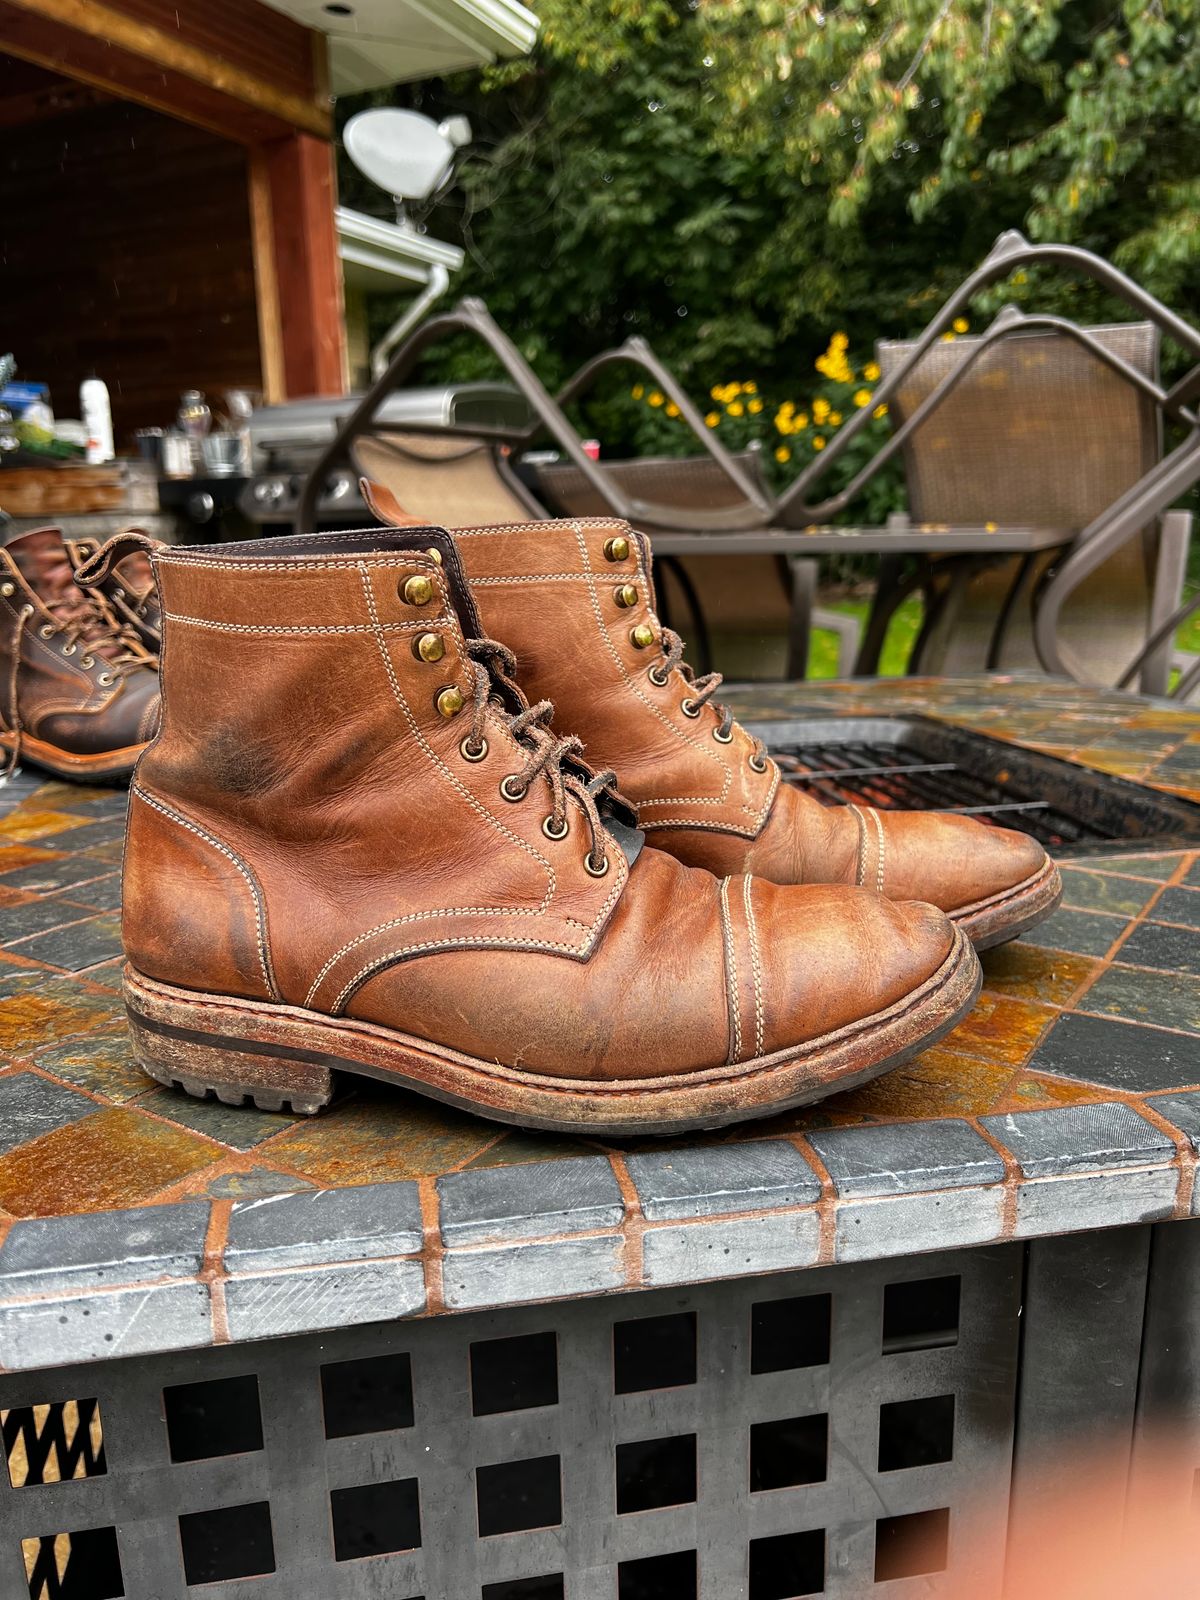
(124, 526, 636, 1011)
(453, 515, 776, 836)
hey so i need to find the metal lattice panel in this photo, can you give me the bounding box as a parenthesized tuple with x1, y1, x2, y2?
(0, 1245, 1021, 1600)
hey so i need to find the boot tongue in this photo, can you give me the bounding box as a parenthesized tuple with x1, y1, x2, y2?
(6, 528, 126, 660)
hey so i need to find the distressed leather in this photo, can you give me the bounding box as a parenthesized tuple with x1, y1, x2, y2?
(450, 514, 1051, 919)
(122, 525, 958, 1080)
(0, 527, 160, 767)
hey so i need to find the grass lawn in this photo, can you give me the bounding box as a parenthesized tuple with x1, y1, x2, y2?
(808, 586, 1200, 681)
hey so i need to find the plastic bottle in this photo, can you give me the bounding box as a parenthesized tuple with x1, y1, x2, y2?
(80, 377, 114, 464)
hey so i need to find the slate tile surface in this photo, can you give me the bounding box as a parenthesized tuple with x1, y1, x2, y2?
(1, 675, 1200, 1367)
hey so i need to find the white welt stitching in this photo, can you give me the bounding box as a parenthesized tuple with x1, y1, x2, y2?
(742, 874, 764, 1059)
(132, 786, 277, 999)
(719, 876, 742, 1066)
(848, 804, 870, 889)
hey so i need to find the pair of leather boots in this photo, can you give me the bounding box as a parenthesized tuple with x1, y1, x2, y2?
(79, 501, 1059, 1136)
(0, 527, 161, 782)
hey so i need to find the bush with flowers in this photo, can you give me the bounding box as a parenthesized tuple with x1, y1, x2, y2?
(618, 322, 973, 526)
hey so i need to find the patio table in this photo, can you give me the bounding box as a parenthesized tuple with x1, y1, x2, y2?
(1, 673, 1199, 1598)
(650, 526, 1068, 679)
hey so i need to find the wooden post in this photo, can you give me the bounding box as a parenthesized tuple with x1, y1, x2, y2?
(254, 132, 347, 399)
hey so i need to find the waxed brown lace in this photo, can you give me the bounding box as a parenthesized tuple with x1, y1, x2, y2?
(654, 625, 769, 767)
(464, 636, 618, 871)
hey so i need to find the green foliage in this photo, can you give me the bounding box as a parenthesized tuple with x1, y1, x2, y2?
(337, 0, 1200, 469)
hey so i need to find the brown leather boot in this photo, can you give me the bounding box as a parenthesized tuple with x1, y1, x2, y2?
(65, 534, 162, 658)
(92, 525, 980, 1135)
(0, 527, 160, 782)
(434, 509, 1063, 951)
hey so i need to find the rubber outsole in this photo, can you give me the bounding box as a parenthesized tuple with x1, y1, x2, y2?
(0, 730, 148, 782)
(123, 928, 982, 1137)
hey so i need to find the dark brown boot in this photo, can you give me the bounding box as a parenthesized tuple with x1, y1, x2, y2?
(65, 534, 162, 658)
(0, 527, 160, 782)
(93, 524, 981, 1135)
(435, 509, 1062, 950)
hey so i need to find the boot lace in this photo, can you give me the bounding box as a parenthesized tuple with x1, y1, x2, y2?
(653, 626, 769, 771)
(463, 637, 619, 875)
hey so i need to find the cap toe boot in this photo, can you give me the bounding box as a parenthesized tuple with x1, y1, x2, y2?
(111, 523, 981, 1136)
(0, 527, 160, 781)
(442, 511, 1062, 950)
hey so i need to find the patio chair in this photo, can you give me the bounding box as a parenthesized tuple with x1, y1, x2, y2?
(769, 232, 1200, 695)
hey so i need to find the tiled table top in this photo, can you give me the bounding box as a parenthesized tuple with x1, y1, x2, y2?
(1, 672, 1200, 1372)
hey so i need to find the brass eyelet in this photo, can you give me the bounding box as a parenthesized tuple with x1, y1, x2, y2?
(402, 574, 434, 606)
(460, 735, 488, 762)
(414, 632, 445, 664)
(680, 698, 701, 718)
(630, 623, 656, 650)
(604, 535, 630, 562)
(500, 775, 527, 802)
(648, 665, 669, 687)
(97, 672, 115, 686)
(39, 624, 55, 640)
(749, 753, 769, 774)
(80, 655, 95, 669)
(0, 582, 13, 598)
(713, 726, 733, 744)
(584, 851, 611, 878)
(61, 642, 77, 656)
(435, 686, 464, 718)
(542, 814, 569, 841)
(613, 584, 638, 609)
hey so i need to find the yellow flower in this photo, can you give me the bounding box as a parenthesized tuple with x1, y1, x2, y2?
(774, 445, 791, 463)
(873, 403, 888, 419)
(705, 411, 720, 429)
(710, 385, 725, 402)
(813, 397, 830, 423)
(941, 332, 956, 343)
(665, 402, 680, 418)
(952, 317, 969, 334)
(779, 400, 795, 417)
(727, 401, 745, 417)
(648, 391, 665, 407)
(829, 411, 843, 426)
(795, 412, 808, 429)
(831, 332, 848, 350)
(985, 520, 998, 532)
(853, 389, 872, 408)
(744, 381, 758, 395)
(748, 397, 763, 414)
(863, 361, 881, 381)
(631, 384, 644, 400)
(812, 435, 826, 450)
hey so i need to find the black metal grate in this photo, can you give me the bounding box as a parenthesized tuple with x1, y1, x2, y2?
(748, 715, 1200, 857)
(0, 1248, 1021, 1600)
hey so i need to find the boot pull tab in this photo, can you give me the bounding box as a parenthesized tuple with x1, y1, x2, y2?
(74, 529, 162, 590)
(360, 478, 430, 529)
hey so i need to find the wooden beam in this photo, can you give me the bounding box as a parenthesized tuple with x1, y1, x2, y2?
(0, 0, 330, 142)
(248, 149, 288, 405)
(261, 133, 347, 399)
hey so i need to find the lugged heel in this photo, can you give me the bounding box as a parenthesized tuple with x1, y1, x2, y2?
(124, 968, 336, 1115)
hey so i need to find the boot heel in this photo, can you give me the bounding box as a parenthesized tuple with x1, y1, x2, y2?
(124, 971, 335, 1115)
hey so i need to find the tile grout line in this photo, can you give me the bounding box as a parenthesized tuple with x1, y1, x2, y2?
(968, 1116, 1023, 1237)
(789, 1134, 838, 1266)
(1132, 1097, 1197, 1219)
(202, 1199, 233, 1344)
(417, 1175, 445, 1316)
(607, 1154, 644, 1288)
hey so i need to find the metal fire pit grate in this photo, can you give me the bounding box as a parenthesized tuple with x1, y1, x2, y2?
(0, 1247, 1020, 1600)
(745, 715, 1200, 858)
